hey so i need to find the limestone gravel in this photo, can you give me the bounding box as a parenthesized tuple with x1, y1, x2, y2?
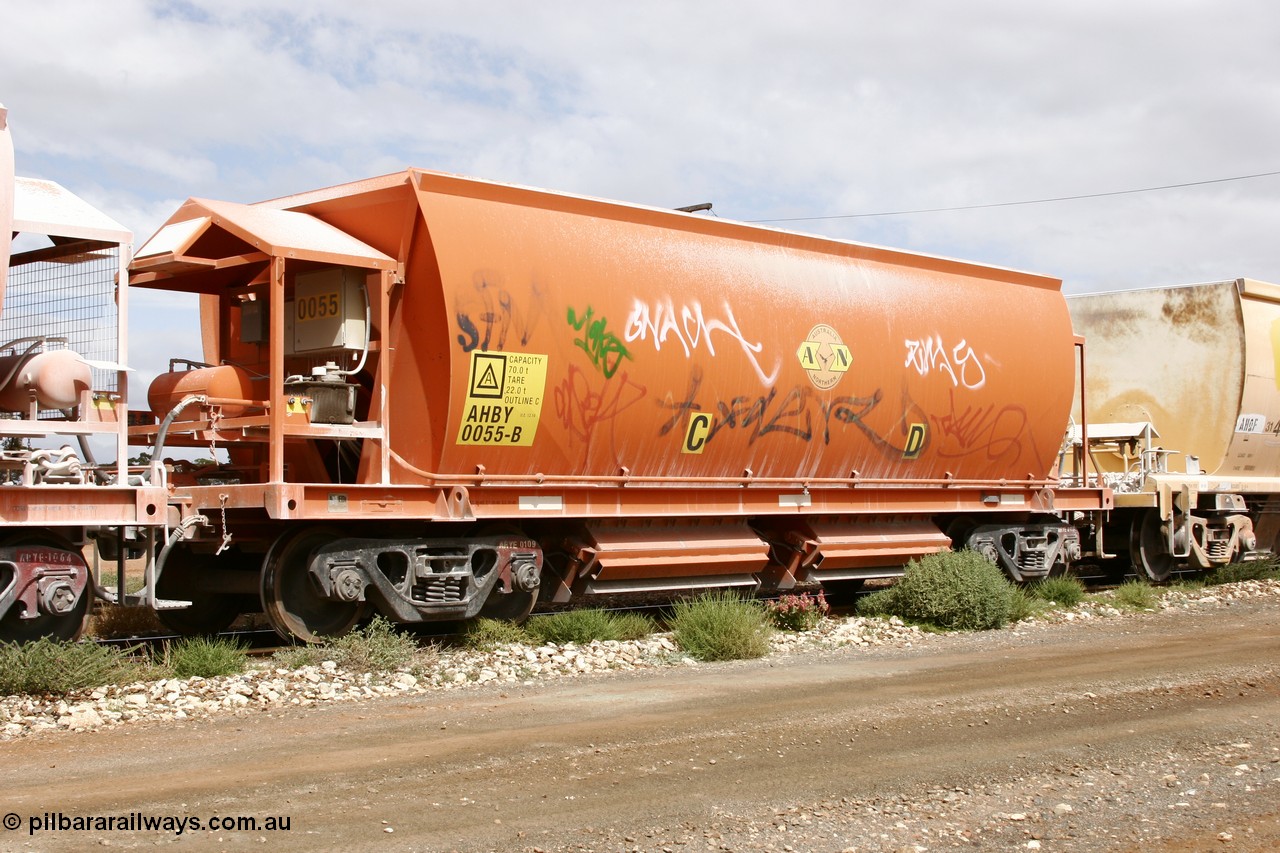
(0, 579, 1276, 743)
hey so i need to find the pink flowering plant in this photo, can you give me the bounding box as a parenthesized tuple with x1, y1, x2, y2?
(765, 591, 830, 632)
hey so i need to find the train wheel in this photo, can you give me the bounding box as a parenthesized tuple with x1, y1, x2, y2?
(478, 587, 537, 622)
(155, 547, 244, 637)
(1130, 509, 1175, 583)
(261, 528, 366, 643)
(0, 532, 92, 643)
(945, 516, 978, 550)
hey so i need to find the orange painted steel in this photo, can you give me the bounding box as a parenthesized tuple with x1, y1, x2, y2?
(0, 349, 93, 411)
(147, 364, 257, 419)
(0, 486, 168, 526)
(178, 169, 1076, 492)
(418, 171, 1069, 488)
(572, 522, 773, 582)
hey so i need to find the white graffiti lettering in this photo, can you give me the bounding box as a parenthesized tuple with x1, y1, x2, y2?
(904, 335, 987, 390)
(624, 298, 780, 386)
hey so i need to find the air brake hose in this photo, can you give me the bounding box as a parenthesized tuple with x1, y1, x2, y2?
(149, 513, 209, 600)
(149, 393, 208, 487)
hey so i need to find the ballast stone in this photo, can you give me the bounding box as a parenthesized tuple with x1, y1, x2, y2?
(1, 579, 1277, 740)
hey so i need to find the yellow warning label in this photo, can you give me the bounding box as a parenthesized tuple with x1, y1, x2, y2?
(457, 351, 548, 446)
(682, 413, 712, 454)
(903, 422, 927, 459)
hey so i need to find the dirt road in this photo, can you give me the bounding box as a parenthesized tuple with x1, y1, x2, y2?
(2, 601, 1279, 852)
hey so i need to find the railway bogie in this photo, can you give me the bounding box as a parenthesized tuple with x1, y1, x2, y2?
(0, 529, 94, 642)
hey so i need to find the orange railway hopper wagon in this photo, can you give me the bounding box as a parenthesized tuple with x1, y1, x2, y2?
(129, 169, 1110, 642)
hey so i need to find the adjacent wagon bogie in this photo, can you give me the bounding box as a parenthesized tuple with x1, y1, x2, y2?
(0, 106, 168, 641)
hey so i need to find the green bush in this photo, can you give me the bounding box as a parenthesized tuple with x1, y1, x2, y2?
(525, 609, 656, 645)
(856, 551, 1015, 631)
(330, 616, 419, 672)
(1206, 557, 1280, 586)
(1029, 576, 1087, 608)
(765, 591, 830, 632)
(163, 636, 247, 679)
(854, 587, 897, 618)
(272, 644, 329, 670)
(1007, 586, 1039, 622)
(527, 609, 610, 644)
(670, 591, 773, 662)
(1112, 579, 1158, 610)
(0, 638, 142, 696)
(272, 616, 421, 673)
(463, 617, 530, 650)
(608, 611, 659, 641)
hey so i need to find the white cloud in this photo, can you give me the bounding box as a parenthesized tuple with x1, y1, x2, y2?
(3, 0, 1279, 308)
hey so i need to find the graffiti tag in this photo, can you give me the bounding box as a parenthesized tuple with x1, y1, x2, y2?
(567, 305, 631, 379)
(930, 389, 1029, 465)
(553, 364, 648, 448)
(904, 335, 987, 390)
(624, 298, 780, 386)
(456, 276, 551, 353)
(656, 367, 918, 455)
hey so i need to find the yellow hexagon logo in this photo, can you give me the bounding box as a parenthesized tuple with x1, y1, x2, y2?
(797, 324, 850, 390)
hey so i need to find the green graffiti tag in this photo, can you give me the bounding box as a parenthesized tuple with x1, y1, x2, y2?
(567, 305, 632, 379)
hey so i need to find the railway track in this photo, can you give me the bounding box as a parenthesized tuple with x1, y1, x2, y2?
(84, 564, 1195, 650)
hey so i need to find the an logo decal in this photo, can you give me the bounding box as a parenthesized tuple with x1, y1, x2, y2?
(796, 324, 851, 390)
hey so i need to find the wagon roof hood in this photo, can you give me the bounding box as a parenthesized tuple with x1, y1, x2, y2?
(132, 196, 396, 280)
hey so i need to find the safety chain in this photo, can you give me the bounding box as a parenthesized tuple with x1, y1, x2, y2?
(207, 407, 222, 459)
(215, 492, 234, 555)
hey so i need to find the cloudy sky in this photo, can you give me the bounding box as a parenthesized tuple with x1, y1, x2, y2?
(5, 0, 1280, 383)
